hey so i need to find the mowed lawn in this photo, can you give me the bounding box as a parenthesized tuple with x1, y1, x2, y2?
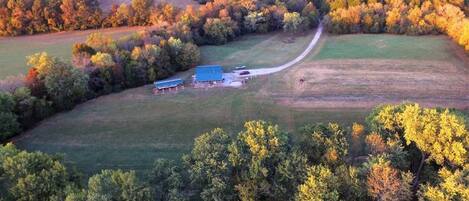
(290, 33, 469, 108)
(309, 34, 466, 61)
(0, 26, 144, 79)
(14, 80, 368, 176)
(201, 30, 316, 70)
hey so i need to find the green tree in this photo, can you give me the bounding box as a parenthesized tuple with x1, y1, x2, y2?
(244, 11, 268, 33)
(335, 165, 367, 200)
(296, 165, 340, 201)
(150, 159, 187, 201)
(0, 92, 20, 140)
(283, 12, 303, 33)
(42, 58, 88, 110)
(175, 43, 200, 70)
(203, 18, 235, 45)
(301, 2, 320, 28)
(87, 169, 151, 201)
(228, 120, 291, 201)
(300, 123, 349, 166)
(27, 53, 88, 110)
(0, 143, 69, 201)
(184, 128, 233, 201)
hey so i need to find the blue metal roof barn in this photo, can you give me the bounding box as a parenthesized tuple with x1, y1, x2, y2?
(154, 79, 184, 90)
(195, 65, 224, 82)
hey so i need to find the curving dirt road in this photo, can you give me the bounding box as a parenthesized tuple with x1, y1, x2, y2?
(237, 23, 323, 77)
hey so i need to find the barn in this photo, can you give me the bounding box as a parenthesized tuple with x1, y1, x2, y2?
(194, 65, 224, 83)
(153, 79, 184, 94)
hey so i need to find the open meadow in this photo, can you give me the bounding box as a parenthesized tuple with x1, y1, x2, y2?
(200, 31, 316, 70)
(268, 34, 469, 108)
(0, 26, 145, 79)
(13, 33, 469, 176)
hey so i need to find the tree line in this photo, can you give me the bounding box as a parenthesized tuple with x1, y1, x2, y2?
(0, 0, 321, 37)
(322, 0, 469, 53)
(0, 103, 467, 201)
(0, 0, 321, 141)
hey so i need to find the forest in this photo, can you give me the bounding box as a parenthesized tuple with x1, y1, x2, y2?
(0, 103, 468, 200)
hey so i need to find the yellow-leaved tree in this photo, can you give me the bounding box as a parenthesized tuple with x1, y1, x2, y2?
(400, 104, 468, 188)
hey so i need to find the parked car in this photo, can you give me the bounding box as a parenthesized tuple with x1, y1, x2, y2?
(235, 65, 246, 70)
(239, 71, 250, 75)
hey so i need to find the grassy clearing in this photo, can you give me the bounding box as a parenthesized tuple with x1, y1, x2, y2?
(0, 27, 144, 79)
(309, 34, 463, 61)
(295, 34, 469, 109)
(201, 30, 316, 70)
(15, 79, 368, 175)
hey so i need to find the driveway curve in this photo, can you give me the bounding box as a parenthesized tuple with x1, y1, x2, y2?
(237, 23, 323, 77)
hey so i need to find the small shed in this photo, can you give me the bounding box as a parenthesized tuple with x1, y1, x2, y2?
(195, 65, 224, 83)
(154, 79, 184, 90)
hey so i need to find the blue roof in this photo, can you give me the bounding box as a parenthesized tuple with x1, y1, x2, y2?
(154, 79, 183, 89)
(195, 65, 223, 82)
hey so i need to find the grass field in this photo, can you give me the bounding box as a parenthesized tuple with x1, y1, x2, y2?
(309, 34, 466, 61)
(0, 26, 145, 79)
(201, 31, 316, 70)
(14, 79, 368, 175)
(13, 33, 469, 177)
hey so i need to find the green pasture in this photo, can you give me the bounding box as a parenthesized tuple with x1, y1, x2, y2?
(15, 78, 368, 176)
(201, 30, 316, 70)
(0, 27, 142, 79)
(309, 34, 463, 61)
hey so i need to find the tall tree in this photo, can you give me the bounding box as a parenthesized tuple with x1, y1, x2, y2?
(184, 128, 234, 201)
(0, 92, 20, 140)
(131, 0, 153, 25)
(300, 123, 349, 166)
(399, 104, 468, 188)
(0, 143, 69, 201)
(228, 120, 292, 201)
(87, 169, 152, 201)
(296, 165, 340, 201)
(366, 158, 413, 201)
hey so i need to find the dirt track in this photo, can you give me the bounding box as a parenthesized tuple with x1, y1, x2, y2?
(237, 24, 323, 77)
(265, 59, 469, 109)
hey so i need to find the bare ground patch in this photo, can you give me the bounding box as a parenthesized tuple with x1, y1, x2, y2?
(266, 59, 469, 109)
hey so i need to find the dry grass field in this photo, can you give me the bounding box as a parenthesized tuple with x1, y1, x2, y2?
(264, 59, 469, 108)
(262, 34, 469, 109)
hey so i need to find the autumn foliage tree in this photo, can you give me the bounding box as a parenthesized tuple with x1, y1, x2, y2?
(366, 158, 413, 201)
